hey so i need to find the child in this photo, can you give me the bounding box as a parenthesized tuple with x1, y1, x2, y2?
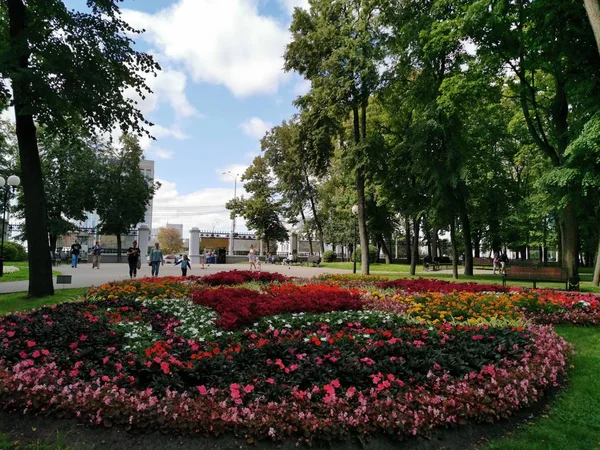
(176, 254, 192, 276)
(256, 257, 262, 271)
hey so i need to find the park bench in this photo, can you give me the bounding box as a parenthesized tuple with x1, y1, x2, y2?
(434, 256, 453, 269)
(307, 254, 321, 267)
(502, 266, 568, 289)
(473, 257, 494, 269)
(510, 259, 539, 267)
(423, 256, 439, 271)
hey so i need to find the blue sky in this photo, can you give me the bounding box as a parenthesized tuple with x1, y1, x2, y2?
(61, 0, 311, 236)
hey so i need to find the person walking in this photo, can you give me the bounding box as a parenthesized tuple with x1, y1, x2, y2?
(70, 240, 82, 268)
(150, 242, 164, 277)
(492, 252, 499, 274)
(499, 251, 509, 275)
(248, 245, 257, 271)
(127, 240, 141, 279)
(176, 254, 192, 276)
(91, 240, 103, 269)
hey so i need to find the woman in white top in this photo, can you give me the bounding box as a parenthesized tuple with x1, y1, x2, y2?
(248, 245, 257, 271)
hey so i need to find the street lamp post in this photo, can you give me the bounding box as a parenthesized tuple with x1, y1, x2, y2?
(351, 204, 358, 274)
(222, 171, 239, 256)
(0, 175, 21, 277)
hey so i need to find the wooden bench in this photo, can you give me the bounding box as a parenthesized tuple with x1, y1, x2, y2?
(473, 257, 494, 269)
(423, 257, 440, 271)
(503, 266, 568, 289)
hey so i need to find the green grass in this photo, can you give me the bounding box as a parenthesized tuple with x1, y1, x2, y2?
(0, 431, 74, 449)
(320, 263, 600, 293)
(0, 262, 61, 283)
(486, 325, 600, 450)
(0, 287, 88, 315)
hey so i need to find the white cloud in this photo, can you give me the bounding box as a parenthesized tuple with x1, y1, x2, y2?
(147, 147, 175, 160)
(240, 117, 273, 140)
(293, 78, 311, 96)
(152, 178, 249, 235)
(126, 68, 199, 118)
(278, 0, 310, 15)
(122, 0, 291, 97)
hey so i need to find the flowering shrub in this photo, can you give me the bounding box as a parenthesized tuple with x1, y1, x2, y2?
(192, 283, 362, 330)
(86, 277, 196, 301)
(201, 270, 289, 286)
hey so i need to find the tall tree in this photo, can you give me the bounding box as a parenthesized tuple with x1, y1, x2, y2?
(95, 135, 158, 262)
(465, 0, 600, 276)
(285, 0, 385, 274)
(1, 0, 159, 296)
(226, 156, 289, 252)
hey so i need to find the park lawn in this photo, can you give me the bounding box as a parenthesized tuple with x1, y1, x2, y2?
(486, 325, 600, 450)
(0, 261, 62, 283)
(0, 287, 88, 315)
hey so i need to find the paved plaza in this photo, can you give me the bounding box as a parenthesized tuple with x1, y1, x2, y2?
(0, 261, 353, 294)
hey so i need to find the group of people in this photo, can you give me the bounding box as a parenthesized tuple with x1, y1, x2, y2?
(70, 240, 103, 269)
(125, 241, 190, 278)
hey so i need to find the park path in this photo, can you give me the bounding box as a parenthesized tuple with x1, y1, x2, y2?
(0, 262, 351, 294)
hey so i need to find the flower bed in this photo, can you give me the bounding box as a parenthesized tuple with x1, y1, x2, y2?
(0, 284, 572, 442)
(365, 289, 600, 325)
(86, 277, 196, 301)
(201, 270, 288, 286)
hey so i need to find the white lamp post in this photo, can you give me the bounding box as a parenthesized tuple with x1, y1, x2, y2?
(0, 175, 21, 277)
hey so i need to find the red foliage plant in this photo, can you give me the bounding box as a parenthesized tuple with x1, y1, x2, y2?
(376, 278, 511, 293)
(192, 284, 362, 330)
(201, 270, 289, 286)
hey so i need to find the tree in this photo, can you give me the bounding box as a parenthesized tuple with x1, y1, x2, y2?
(1, 0, 159, 296)
(95, 135, 159, 262)
(285, 0, 385, 274)
(585, 0, 600, 55)
(226, 156, 289, 252)
(261, 117, 331, 254)
(465, 0, 600, 276)
(157, 227, 183, 255)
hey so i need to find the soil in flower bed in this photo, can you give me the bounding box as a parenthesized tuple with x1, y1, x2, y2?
(0, 388, 560, 450)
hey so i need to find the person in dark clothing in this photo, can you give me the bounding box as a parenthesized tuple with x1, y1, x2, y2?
(127, 240, 141, 278)
(71, 241, 82, 268)
(499, 252, 509, 275)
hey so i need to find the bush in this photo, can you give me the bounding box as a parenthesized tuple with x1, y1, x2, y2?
(352, 245, 379, 264)
(1, 242, 27, 261)
(322, 250, 336, 262)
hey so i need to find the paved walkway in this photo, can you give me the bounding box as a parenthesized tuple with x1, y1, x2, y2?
(0, 262, 352, 294)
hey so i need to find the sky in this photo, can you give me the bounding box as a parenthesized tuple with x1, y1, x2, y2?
(57, 0, 313, 237)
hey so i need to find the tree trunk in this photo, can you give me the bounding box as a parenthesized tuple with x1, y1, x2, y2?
(594, 229, 600, 286)
(49, 233, 57, 259)
(300, 210, 313, 254)
(458, 194, 473, 276)
(378, 233, 391, 264)
(585, 0, 600, 56)
(473, 229, 481, 258)
(116, 234, 122, 263)
(410, 216, 420, 276)
(561, 203, 579, 277)
(405, 217, 412, 264)
(431, 227, 439, 260)
(8, 0, 54, 297)
(353, 105, 369, 275)
(450, 217, 459, 280)
(304, 170, 325, 254)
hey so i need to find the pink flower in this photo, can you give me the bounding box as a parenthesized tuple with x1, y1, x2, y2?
(102, 356, 110, 365)
(330, 379, 340, 389)
(197, 385, 208, 395)
(6, 331, 14, 338)
(69, 342, 78, 350)
(79, 334, 88, 341)
(243, 384, 254, 394)
(472, 335, 484, 341)
(26, 340, 36, 347)
(32, 350, 40, 358)
(160, 362, 170, 374)
(18, 351, 27, 359)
